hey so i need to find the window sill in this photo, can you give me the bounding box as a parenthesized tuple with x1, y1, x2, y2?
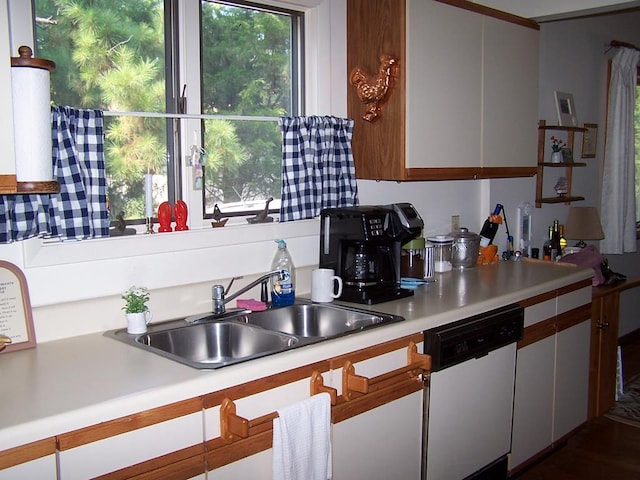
(23, 218, 320, 307)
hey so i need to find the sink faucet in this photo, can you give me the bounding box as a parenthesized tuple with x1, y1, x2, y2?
(212, 269, 287, 315)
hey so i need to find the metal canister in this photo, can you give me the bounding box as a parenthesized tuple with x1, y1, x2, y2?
(450, 227, 481, 269)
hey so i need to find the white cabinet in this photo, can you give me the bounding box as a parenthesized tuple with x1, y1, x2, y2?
(58, 408, 204, 479)
(481, 15, 539, 168)
(554, 319, 591, 440)
(510, 284, 591, 473)
(406, 0, 482, 169)
(204, 378, 311, 479)
(510, 314, 555, 468)
(0, 455, 56, 480)
(331, 347, 423, 480)
(349, 0, 539, 180)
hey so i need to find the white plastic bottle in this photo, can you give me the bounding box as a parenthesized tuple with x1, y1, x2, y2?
(270, 239, 295, 307)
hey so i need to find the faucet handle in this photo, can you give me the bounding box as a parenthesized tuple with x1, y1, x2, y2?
(212, 284, 225, 314)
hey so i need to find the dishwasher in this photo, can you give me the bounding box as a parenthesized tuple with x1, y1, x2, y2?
(422, 304, 523, 480)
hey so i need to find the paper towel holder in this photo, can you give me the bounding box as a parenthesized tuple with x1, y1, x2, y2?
(9, 46, 59, 194)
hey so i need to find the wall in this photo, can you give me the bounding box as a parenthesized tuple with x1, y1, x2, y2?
(534, 10, 640, 335)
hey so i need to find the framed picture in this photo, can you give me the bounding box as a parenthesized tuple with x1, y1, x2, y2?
(0, 261, 36, 353)
(561, 147, 574, 163)
(581, 123, 598, 158)
(554, 91, 578, 126)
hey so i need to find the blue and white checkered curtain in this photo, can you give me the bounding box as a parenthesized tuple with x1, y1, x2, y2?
(0, 107, 109, 243)
(279, 116, 359, 222)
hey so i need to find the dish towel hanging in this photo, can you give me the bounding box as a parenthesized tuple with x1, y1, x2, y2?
(279, 116, 358, 222)
(272, 392, 332, 480)
(0, 107, 109, 243)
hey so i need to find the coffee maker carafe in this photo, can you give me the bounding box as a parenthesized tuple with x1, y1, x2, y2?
(319, 203, 423, 304)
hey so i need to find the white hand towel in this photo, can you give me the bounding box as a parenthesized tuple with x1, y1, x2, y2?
(272, 392, 332, 480)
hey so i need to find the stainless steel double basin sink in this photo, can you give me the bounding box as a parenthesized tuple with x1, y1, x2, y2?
(105, 301, 404, 369)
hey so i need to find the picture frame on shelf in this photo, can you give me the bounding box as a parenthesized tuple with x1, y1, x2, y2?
(561, 147, 574, 163)
(581, 123, 598, 158)
(554, 91, 578, 126)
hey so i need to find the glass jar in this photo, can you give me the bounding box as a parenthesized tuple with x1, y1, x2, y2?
(427, 235, 453, 272)
(401, 237, 425, 279)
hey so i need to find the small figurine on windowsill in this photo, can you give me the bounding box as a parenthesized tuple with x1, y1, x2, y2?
(211, 204, 229, 228)
(109, 211, 136, 236)
(247, 197, 274, 224)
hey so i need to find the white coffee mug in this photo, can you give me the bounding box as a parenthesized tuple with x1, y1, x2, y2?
(311, 268, 343, 303)
(126, 311, 153, 334)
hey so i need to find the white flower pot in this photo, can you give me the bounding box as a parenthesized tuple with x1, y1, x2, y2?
(550, 151, 563, 163)
(126, 311, 153, 334)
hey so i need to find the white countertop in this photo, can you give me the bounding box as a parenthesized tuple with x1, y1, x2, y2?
(0, 260, 592, 451)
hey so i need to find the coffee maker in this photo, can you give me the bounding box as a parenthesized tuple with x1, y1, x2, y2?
(319, 203, 424, 304)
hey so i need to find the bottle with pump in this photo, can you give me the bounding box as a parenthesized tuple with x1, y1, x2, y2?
(479, 204, 503, 248)
(270, 239, 295, 307)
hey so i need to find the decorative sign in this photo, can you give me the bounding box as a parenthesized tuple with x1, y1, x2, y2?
(0, 261, 36, 353)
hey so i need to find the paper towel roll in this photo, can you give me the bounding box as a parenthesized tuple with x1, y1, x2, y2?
(11, 66, 53, 182)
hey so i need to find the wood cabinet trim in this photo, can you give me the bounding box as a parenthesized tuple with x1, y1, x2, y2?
(556, 304, 591, 332)
(434, 0, 540, 30)
(0, 436, 56, 470)
(518, 317, 556, 349)
(592, 276, 640, 300)
(518, 290, 556, 308)
(202, 360, 331, 409)
(57, 397, 203, 451)
(328, 333, 423, 370)
(557, 278, 592, 296)
(92, 445, 205, 480)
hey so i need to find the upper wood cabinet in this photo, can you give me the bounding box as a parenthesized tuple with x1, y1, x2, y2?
(347, 0, 540, 181)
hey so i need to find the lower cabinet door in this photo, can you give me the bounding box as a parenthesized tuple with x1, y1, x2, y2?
(58, 412, 204, 480)
(554, 319, 591, 441)
(0, 454, 56, 480)
(332, 390, 423, 480)
(510, 335, 555, 469)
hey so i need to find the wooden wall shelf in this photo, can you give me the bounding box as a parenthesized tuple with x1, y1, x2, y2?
(535, 120, 588, 208)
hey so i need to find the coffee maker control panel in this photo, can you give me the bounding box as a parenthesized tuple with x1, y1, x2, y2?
(367, 217, 385, 237)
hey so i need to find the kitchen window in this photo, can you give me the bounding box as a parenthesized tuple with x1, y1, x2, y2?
(33, 0, 303, 229)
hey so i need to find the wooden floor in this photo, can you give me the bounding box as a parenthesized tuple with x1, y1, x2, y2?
(513, 335, 640, 480)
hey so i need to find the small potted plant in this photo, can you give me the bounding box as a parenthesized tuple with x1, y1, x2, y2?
(550, 136, 565, 163)
(122, 286, 152, 334)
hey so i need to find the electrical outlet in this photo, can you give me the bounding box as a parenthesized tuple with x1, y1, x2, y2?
(451, 215, 460, 232)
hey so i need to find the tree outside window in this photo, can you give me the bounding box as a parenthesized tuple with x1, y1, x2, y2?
(34, 0, 301, 225)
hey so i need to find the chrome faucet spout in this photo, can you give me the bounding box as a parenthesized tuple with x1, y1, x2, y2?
(212, 269, 287, 315)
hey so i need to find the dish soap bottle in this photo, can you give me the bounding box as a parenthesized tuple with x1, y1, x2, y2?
(270, 239, 295, 307)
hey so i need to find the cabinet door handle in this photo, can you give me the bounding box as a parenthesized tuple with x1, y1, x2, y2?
(597, 321, 610, 329)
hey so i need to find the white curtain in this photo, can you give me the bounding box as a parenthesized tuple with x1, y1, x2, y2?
(600, 47, 640, 254)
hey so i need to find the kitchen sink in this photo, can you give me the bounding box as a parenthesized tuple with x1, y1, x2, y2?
(241, 303, 401, 338)
(105, 301, 404, 369)
(108, 320, 299, 369)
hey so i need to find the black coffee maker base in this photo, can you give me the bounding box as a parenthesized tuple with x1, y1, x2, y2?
(339, 286, 414, 305)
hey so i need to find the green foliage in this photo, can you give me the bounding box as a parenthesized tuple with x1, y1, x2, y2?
(35, 0, 294, 219)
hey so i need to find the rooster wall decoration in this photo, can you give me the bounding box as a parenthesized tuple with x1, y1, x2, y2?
(349, 54, 398, 122)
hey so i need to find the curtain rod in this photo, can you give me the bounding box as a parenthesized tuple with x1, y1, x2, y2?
(609, 39, 640, 52)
